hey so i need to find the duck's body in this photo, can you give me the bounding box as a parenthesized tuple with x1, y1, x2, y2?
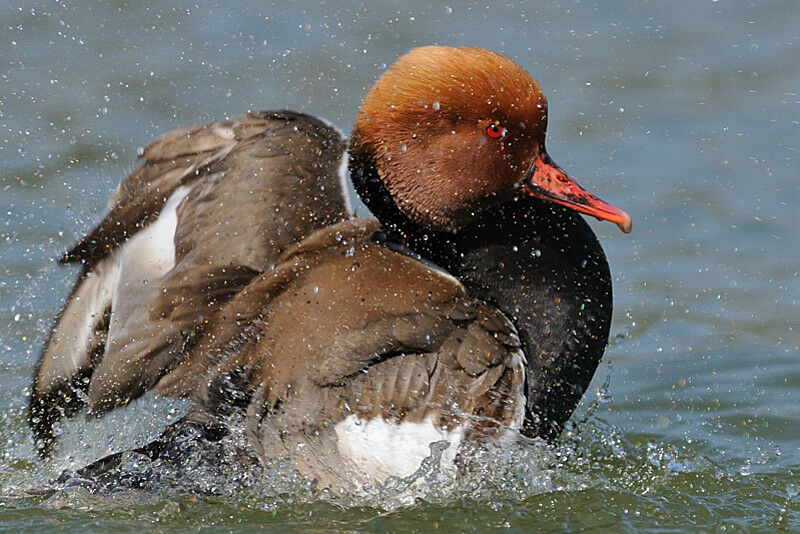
(32, 47, 630, 490)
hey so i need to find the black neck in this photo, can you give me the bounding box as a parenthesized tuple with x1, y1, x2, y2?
(350, 149, 613, 440)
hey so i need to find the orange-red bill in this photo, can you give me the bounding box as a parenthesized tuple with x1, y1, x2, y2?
(522, 151, 632, 233)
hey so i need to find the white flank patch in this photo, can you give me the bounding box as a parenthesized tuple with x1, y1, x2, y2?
(334, 414, 465, 483)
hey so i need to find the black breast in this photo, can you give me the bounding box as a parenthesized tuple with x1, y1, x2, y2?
(449, 198, 613, 440)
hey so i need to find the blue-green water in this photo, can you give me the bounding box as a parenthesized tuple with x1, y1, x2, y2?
(1, 1, 798, 531)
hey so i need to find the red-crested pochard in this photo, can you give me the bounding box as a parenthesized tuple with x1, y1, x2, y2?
(31, 47, 631, 491)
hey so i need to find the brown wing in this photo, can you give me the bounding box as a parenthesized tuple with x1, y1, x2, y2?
(84, 111, 350, 413)
(30, 111, 351, 454)
(61, 113, 272, 266)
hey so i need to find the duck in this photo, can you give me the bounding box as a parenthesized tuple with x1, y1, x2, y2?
(31, 46, 631, 491)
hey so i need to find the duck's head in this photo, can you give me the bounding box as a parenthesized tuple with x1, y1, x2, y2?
(350, 46, 631, 234)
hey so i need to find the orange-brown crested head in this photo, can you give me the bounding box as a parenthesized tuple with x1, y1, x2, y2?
(351, 46, 548, 231)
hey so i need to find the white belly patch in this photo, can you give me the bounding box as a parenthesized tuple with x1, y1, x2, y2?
(333, 414, 465, 483)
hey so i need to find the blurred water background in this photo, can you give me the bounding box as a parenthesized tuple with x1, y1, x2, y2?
(1, 1, 798, 531)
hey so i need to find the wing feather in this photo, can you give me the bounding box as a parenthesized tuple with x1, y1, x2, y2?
(31, 112, 351, 453)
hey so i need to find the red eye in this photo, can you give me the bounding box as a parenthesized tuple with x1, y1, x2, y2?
(486, 123, 505, 139)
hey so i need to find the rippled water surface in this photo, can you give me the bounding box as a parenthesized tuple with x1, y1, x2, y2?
(2, 1, 799, 531)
